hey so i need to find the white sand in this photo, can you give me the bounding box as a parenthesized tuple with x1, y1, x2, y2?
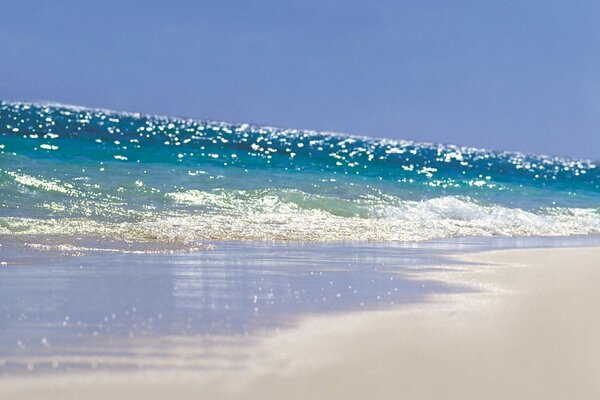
(3, 246, 600, 399)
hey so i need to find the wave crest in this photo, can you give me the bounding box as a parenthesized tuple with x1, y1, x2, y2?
(2, 190, 597, 243)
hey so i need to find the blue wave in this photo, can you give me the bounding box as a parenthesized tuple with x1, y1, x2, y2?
(0, 101, 598, 243)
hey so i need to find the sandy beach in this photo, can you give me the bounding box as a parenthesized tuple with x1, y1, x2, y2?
(3, 245, 599, 399)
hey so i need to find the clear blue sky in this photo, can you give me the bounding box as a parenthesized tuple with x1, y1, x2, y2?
(2, 1, 599, 159)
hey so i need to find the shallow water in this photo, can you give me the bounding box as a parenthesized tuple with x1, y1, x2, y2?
(0, 240, 460, 373)
(2, 236, 599, 375)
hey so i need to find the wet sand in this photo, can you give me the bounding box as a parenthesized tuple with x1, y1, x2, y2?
(3, 245, 600, 399)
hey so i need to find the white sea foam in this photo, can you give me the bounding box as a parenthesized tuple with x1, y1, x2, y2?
(1, 191, 598, 245)
(6, 172, 78, 196)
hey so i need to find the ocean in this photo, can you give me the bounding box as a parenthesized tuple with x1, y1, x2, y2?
(0, 101, 598, 247)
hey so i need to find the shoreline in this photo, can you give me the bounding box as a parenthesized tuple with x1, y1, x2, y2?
(3, 245, 600, 399)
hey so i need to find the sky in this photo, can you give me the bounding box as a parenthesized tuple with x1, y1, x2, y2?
(1, 1, 599, 159)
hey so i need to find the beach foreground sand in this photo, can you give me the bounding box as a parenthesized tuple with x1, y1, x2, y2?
(3, 246, 600, 399)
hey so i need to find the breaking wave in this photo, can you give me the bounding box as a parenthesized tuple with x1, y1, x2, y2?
(0, 101, 598, 245)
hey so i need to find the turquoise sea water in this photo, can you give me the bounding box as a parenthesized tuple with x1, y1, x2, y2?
(0, 101, 598, 245)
